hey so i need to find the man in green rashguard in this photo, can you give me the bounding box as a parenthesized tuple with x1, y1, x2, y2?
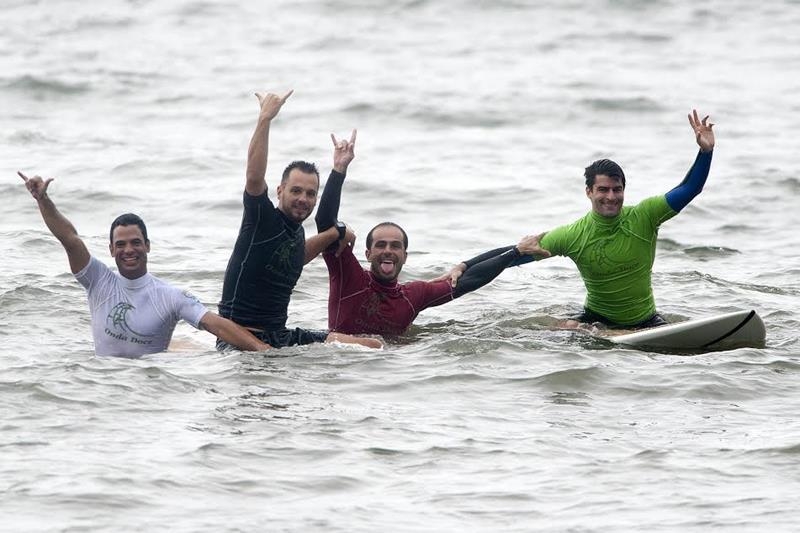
(447, 109, 715, 329)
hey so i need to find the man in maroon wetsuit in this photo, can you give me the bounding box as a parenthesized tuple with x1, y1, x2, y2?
(314, 131, 545, 337)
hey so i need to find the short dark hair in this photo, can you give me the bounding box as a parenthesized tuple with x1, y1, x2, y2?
(109, 213, 149, 244)
(281, 160, 320, 183)
(584, 159, 626, 189)
(366, 222, 408, 250)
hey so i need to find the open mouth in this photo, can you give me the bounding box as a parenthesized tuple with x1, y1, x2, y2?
(379, 260, 395, 275)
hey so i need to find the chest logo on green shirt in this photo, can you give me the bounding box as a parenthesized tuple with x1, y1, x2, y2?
(586, 238, 638, 277)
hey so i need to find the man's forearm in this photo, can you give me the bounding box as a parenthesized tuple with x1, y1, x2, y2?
(462, 245, 516, 269)
(665, 149, 713, 212)
(304, 227, 340, 264)
(205, 314, 270, 351)
(453, 247, 522, 298)
(35, 193, 90, 274)
(37, 194, 79, 246)
(245, 118, 270, 193)
(314, 170, 346, 232)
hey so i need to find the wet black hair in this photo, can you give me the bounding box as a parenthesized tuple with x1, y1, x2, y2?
(584, 159, 626, 189)
(109, 213, 149, 244)
(366, 222, 408, 250)
(281, 160, 320, 183)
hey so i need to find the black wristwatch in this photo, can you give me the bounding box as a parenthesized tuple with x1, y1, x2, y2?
(335, 221, 347, 241)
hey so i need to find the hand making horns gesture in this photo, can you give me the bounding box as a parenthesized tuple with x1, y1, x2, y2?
(332, 129, 357, 173)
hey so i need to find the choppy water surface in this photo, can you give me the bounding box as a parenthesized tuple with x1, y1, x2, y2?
(2, 0, 799, 531)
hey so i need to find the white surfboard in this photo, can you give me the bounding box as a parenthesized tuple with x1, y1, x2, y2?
(599, 309, 765, 350)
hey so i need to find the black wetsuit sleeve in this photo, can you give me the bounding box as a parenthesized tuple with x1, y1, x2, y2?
(462, 245, 536, 270)
(315, 170, 346, 232)
(453, 247, 525, 298)
(462, 246, 514, 268)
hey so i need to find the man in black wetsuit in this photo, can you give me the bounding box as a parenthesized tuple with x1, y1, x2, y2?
(217, 90, 381, 349)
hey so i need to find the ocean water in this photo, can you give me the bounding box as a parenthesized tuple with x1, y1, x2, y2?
(2, 0, 799, 531)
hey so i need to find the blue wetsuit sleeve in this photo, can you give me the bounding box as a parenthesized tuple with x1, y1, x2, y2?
(665, 150, 713, 212)
(453, 247, 533, 298)
(315, 170, 346, 232)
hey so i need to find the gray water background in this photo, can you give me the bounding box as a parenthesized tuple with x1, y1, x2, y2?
(1, 0, 799, 531)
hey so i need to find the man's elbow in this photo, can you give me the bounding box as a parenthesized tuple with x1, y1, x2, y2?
(315, 214, 333, 232)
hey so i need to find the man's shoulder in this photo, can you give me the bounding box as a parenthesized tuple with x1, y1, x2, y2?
(543, 212, 592, 239)
(324, 245, 366, 272)
(143, 273, 188, 297)
(242, 189, 279, 214)
(146, 274, 206, 309)
(401, 279, 452, 297)
(629, 195, 673, 218)
(75, 255, 114, 282)
(631, 194, 668, 207)
(145, 273, 173, 288)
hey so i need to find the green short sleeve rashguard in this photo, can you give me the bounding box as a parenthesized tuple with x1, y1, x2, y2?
(539, 195, 677, 325)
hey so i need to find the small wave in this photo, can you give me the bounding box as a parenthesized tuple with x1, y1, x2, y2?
(8, 130, 58, 145)
(743, 442, 800, 456)
(3, 75, 90, 96)
(71, 15, 135, 31)
(173, 0, 229, 18)
(716, 224, 758, 233)
(777, 176, 800, 192)
(342, 101, 513, 128)
(547, 391, 591, 406)
(683, 246, 740, 260)
(365, 446, 406, 456)
(607, 30, 672, 43)
(532, 365, 609, 388)
(0, 281, 59, 308)
(580, 96, 663, 112)
(408, 106, 512, 128)
(0, 439, 50, 449)
(31, 385, 101, 407)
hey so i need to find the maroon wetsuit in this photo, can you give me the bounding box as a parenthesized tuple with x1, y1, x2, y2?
(323, 245, 454, 336)
(316, 169, 530, 336)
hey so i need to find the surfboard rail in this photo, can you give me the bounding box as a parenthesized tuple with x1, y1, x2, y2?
(601, 309, 766, 351)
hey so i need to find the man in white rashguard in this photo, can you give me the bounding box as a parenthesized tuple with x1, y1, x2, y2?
(19, 171, 271, 357)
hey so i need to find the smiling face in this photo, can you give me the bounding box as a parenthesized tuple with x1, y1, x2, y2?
(365, 224, 408, 283)
(109, 224, 150, 279)
(276, 168, 319, 223)
(586, 174, 625, 218)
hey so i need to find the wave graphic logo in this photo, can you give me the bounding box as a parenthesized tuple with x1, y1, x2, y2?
(106, 302, 153, 338)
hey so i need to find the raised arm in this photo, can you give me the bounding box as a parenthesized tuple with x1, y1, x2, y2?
(19, 171, 90, 274)
(315, 129, 356, 232)
(199, 312, 271, 351)
(245, 90, 293, 197)
(665, 109, 715, 212)
(452, 234, 550, 298)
